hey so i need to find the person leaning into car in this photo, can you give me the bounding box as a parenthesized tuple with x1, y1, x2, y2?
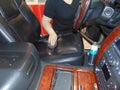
(42, 0, 80, 46)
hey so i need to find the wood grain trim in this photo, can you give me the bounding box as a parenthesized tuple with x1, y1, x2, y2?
(38, 65, 98, 90)
(77, 71, 97, 90)
(38, 65, 55, 90)
(95, 26, 120, 66)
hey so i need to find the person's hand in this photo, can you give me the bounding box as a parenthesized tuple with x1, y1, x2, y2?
(48, 32, 57, 46)
(81, 27, 86, 34)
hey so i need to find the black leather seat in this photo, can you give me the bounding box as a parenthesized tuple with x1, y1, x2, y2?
(0, 0, 84, 65)
(0, 42, 40, 90)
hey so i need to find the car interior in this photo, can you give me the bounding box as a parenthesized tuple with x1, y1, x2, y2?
(0, 0, 120, 90)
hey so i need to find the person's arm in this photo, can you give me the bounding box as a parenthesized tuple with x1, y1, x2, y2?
(42, 15, 57, 46)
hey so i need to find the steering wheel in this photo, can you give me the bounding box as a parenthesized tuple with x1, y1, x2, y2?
(73, 0, 91, 29)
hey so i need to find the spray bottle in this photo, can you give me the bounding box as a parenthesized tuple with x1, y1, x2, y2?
(88, 42, 99, 65)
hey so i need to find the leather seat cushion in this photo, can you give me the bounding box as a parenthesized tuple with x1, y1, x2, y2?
(36, 32, 83, 56)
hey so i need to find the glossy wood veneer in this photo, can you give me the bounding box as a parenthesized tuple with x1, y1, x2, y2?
(38, 65, 98, 90)
(95, 26, 120, 66)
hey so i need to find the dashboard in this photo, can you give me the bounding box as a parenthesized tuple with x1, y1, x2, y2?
(95, 36, 120, 90)
(102, 0, 113, 4)
(102, 0, 120, 6)
(74, 0, 120, 31)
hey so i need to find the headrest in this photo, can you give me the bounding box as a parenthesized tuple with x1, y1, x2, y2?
(0, 0, 22, 21)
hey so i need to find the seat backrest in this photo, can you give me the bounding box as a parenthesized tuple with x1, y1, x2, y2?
(0, 0, 40, 43)
(0, 15, 16, 43)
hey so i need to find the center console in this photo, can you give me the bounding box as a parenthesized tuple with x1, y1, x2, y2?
(38, 26, 120, 90)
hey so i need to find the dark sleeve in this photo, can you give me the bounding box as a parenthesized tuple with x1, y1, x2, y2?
(44, 0, 55, 18)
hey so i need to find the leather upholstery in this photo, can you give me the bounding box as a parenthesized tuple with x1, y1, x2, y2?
(0, 15, 17, 43)
(36, 32, 84, 65)
(0, 0, 40, 43)
(0, 42, 39, 90)
(0, 0, 84, 65)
